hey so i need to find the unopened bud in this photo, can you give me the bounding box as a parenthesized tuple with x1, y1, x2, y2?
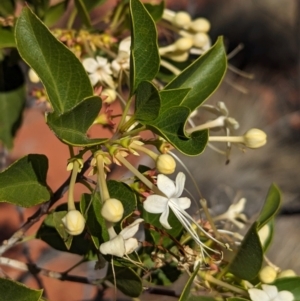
(193, 32, 210, 48)
(101, 198, 124, 222)
(277, 269, 296, 279)
(259, 266, 277, 283)
(28, 68, 40, 83)
(62, 210, 85, 236)
(102, 88, 117, 104)
(189, 18, 211, 33)
(243, 128, 267, 148)
(173, 11, 191, 27)
(156, 154, 176, 174)
(174, 37, 194, 52)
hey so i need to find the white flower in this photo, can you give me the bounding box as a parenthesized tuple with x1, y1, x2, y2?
(82, 56, 114, 88)
(111, 37, 131, 77)
(100, 218, 143, 257)
(143, 172, 222, 256)
(249, 284, 294, 301)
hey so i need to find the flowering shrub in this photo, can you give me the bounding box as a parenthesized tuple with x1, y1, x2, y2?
(0, 0, 299, 300)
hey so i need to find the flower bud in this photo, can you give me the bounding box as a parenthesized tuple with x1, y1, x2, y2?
(173, 11, 191, 27)
(156, 154, 176, 174)
(243, 128, 267, 148)
(28, 68, 40, 83)
(102, 88, 117, 104)
(277, 269, 296, 279)
(62, 210, 85, 236)
(189, 18, 211, 33)
(193, 32, 210, 48)
(101, 198, 124, 222)
(174, 37, 194, 52)
(259, 266, 277, 283)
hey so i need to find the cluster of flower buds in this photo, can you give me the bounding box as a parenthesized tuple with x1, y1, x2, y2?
(161, 8, 211, 62)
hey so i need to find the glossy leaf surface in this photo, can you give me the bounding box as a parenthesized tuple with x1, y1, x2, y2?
(0, 154, 51, 207)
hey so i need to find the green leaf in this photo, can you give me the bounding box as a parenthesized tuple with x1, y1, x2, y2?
(146, 106, 208, 156)
(159, 88, 191, 112)
(257, 184, 281, 230)
(107, 180, 137, 223)
(0, 0, 15, 17)
(52, 211, 73, 250)
(46, 95, 106, 146)
(187, 297, 219, 301)
(274, 277, 300, 301)
(129, 0, 160, 95)
(80, 193, 109, 249)
(37, 204, 94, 256)
(0, 28, 16, 48)
(15, 7, 93, 114)
(143, 208, 183, 247)
(0, 86, 25, 149)
(179, 263, 200, 301)
(85, 0, 107, 11)
(135, 81, 160, 121)
(0, 278, 42, 301)
(43, 2, 66, 27)
(164, 37, 227, 112)
(0, 154, 51, 207)
(229, 222, 263, 280)
(74, 0, 92, 28)
(106, 266, 142, 297)
(258, 219, 274, 253)
(144, 1, 164, 22)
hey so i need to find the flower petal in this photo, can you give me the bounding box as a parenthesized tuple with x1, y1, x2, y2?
(157, 174, 176, 198)
(96, 56, 108, 67)
(120, 218, 143, 240)
(262, 284, 279, 299)
(88, 73, 100, 86)
(119, 37, 131, 53)
(276, 290, 294, 301)
(124, 238, 139, 254)
(171, 197, 191, 210)
(174, 172, 186, 197)
(143, 195, 168, 214)
(99, 235, 125, 257)
(248, 288, 270, 301)
(159, 205, 172, 229)
(82, 58, 99, 73)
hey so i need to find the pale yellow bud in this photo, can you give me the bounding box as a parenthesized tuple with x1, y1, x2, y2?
(277, 269, 297, 279)
(156, 154, 176, 174)
(167, 51, 189, 62)
(174, 37, 194, 52)
(193, 32, 209, 48)
(189, 18, 211, 33)
(28, 68, 40, 83)
(173, 11, 191, 27)
(102, 88, 117, 104)
(259, 266, 277, 283)
(62, 210, 85, 236)
(243, 128, 267, 148)
(101, 198, 124, 223)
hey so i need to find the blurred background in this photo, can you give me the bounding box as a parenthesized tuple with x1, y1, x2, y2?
(0, 0, 299, 300)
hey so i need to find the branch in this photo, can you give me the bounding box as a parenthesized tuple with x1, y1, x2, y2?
(0, 157, 93, 256)
(0, 256, 101, 285)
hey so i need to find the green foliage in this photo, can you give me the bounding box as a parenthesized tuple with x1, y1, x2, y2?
(74, 0, 92, 28)
(164, 37, 227, 112)
(0, 28, 15, 48)
(274, 277, 300, 300)
(179, 263, 200, 301)
(43, 2, 66, 27)
(15, 7, 93, 114)
(144, 1, 165, 21)
(135, 81, 161, 121)
(0, 86, 25, 149)
(0, 278, 43, 301)
(129, 0, 160, 95)
(0, 154, 51, 207)
(106, 265, 143, 297)
(46, 95, 106, 146)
